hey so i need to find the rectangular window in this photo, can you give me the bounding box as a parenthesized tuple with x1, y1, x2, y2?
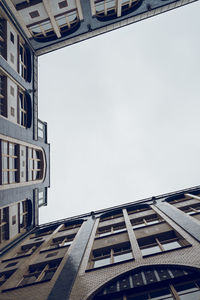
(19, 261, 60, 286)
(0, 76, 7, 117)
(58, 1, 68, 8)
(19, 43, 27, 79)
(91, 243, 132, 269)
(18, 91, 27, 127)
(138, 231, 183, 257)
(0, 207, 9, 243)
(28, 148, 42, 181)
(1, 140, 18, 185)
(10, 32, 14, 44)
(38, 121, 44, 138)
(97, 222, 126, 237)
(131, 214, 162, 230)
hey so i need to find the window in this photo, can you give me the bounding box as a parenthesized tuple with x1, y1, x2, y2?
(38, 191, 45, 207)
(10, 32, 14, 44)
(10, 53, 14, 63)
(0, 270, 16, 287)
(10, 107, 15, 117)
(29, 10, 40, 18)
(1, 140, 18, 185)
(12, 215, 16, 225)
(100, 212, 123, 222)
(28, 148, 43, 181)
(15, 244, 38, 257)
(59, 222, 82, 232)
(18, 91, 27, 127)
(19, 200, 28, 229)
(19, 42, 27, 80)
(97, 222, 126, 237)
(5, 262, 17, 268)
(131, 214, 162, 229)
(0, 19, 6, 59)
(94, 266, 200, 300)
(91, 243, 132, 269)
(138, 232, 184, 257)
(10, 86, 14, 96)
(38, 121, 44, 138)
(46, 252, 58, 258)
(0, 207, 9, 243)
(58, 1, 68, 8)
(50, 234, 75, 249)
(180, 204, 200, 215)
(0, 76, 7, 117)
(127, 207, 151, 216)
(18, 261, 60, 286)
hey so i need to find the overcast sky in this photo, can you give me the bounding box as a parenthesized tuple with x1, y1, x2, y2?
(38, 2, 200, 224)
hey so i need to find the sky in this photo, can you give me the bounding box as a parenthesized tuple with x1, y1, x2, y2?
(38, 1, 200, 224)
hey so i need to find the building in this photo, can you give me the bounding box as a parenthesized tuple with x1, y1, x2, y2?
(0, 185, 199, 299)
(0, 2, 50, 253)
(1, 0, 198, 56)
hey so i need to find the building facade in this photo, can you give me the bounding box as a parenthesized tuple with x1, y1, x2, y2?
(0, 2, 50, 253)
(0, 186, 200, 299)
(1, 0, 198, 55)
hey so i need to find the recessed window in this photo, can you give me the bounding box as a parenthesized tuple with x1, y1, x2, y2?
(12, 215, 16, 225)
(10, 53, 14, 63)
(10, 32, 14, 44)
(138, 232, 184, 257)
(46, 252, 58, 258)
(10, 107, 15, 117)
(21, 171, 24, 177)
(29, 10, 40, 18)
(10, 86, 14, 96)
(58, 1, 68, 9)
(5, 262, 17, 268)
(91, 243, 132, 269)
(22, 161, 25, 167)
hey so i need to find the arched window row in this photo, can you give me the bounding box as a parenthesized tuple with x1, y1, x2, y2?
(0, 138, 45, 186)
(27, 11, 80, 43)
(93, 265, 200, 300)
(0, 75, 32, 128)
(94, 0, 143, 22)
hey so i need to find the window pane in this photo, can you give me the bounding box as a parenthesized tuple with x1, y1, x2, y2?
(174, 282, 198, 294)
(127, 293, 149, 300)
(179, 290, 200, 300)
(162, 241, 181, 251)
(141, 245, 161, 256)
(147, 220, 160, 225)
(93, 257, 110, 268)
(150, 288, 173, 299)
(114, 252, 132, 263)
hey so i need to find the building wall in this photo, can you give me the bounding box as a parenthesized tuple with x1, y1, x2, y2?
(0, 189, 200, 300)
(6, 21, 17, 72)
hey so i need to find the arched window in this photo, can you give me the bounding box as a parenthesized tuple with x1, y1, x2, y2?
(93, 265, 200, 300)
(95, 0, 143, 22)
(28, 148, 44, 181)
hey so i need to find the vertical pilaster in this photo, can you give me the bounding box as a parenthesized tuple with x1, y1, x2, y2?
(123, 209, 142, 259)
(154, 200, 200, 243)
(47, 216, 96, 300)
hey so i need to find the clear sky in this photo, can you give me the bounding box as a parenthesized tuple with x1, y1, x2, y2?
(38, 1, 200, 224)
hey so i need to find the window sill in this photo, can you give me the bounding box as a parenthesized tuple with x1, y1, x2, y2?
(95, 230, 127, 239)
(86, 257, 134, 272)
(133, 220, 165, 230)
